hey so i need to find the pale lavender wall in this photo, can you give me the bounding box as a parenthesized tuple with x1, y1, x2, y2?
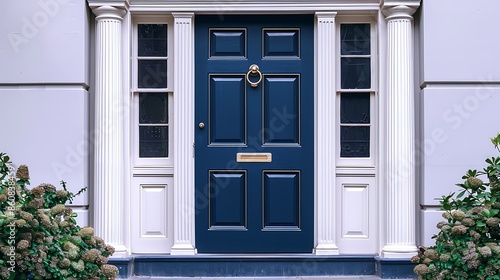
(0, 0, 91, 225)
(418, 0, 500, 246)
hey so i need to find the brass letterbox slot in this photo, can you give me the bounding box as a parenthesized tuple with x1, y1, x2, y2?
(236, 153, 272, 163)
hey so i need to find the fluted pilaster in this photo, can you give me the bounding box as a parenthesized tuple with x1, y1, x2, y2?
(315, 12, 339, 255)
(90, 4, 128, 253)
(382, 1, 420, 258)
(171, 12, 196, 255)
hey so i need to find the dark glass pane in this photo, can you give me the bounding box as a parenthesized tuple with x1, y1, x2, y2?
(340, 126, 370, 157)
(341, 93, 370, 124)
(341, 58, 371, 89)
(341, 24, 370, 55)
(139, 126, 168, 157)
(139, 93, 168, 124)
(138, 24, 167, 57)
(138, 60, 167, 88)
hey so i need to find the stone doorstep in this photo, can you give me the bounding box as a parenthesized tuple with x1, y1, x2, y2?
(108, 255, 417, 279)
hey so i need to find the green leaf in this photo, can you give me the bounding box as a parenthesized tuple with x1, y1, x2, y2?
(457, 190, 466, 199)
(482, 208, 491, 217)
(442, 202, 451, 211)
(491, 209, 500, 216)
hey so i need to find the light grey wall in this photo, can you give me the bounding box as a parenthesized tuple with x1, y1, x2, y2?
(1, 0, 89, 84)
(418, 0, 500, 246)
(0, 0, 90, 225)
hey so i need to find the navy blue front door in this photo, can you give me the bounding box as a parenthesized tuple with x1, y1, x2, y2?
(195, 15, 314, 253)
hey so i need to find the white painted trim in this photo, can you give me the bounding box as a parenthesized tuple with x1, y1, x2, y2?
(336, 167, 376, 177)
(129, 16, 174, 253)
(335, 16, 378, 168)
(122, 9, 132, 257)
(131, 16, 174, 93)
(336, 176, 378, 254)
(129, 1, 379, 13)
(314, 12, 340, 255)
(380, 1, 420, 258)
(98, 0, 420, 256)
(131, 17, 175, 169)
(170, 12, 196, 255)
(130, 174, 174, 253)
(90, 3, 128, 254)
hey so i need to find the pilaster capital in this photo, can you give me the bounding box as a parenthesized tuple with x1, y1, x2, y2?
(172, 12, 195, 19)
(381, 0, 420, 20)
(88, 0, 129, 21)
(315, 12, 337, 20)
(172, 12, 194, 25)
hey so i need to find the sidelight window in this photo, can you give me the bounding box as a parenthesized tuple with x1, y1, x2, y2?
(133, 18, 174, 166)
(337, 21, 376, 166)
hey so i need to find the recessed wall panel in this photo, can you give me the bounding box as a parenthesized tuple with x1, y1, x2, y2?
(209, 171, 247, 229)
(263, 29, 300, 58)
(210, 29, 246, 58)
(263, 171, 300, 230)
(263, 76, 300, 144)
(342, 184, 369, 237)
(140, 185, 168, 237)
(209, 76, 246, 144)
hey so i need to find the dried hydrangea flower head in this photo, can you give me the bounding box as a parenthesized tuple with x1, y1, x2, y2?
(466, 176, 483, 189)
(451, 210, 465, 221)
(16, 164, 30, 181)
(101, 264, 119, 278)
(0, 152, 122, 279)
(414, 264, 430, 275)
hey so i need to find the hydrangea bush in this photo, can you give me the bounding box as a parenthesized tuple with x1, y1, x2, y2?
(0, 152, 118, 280)
(413, 134, 500, 280)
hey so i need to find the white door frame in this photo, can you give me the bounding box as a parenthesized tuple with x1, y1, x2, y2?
(88, 0, 420, 257)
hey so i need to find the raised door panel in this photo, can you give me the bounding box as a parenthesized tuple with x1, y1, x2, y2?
(336, 176, 377, 254)
(131, 176, 173, 253)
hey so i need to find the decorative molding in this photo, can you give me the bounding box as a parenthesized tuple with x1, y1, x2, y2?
(381, 1, 419, 258)
(171, 12, 196, 256)
(314, 12, 339, 256)
(91, 5, 127, 20)
(88, 0, 130, 10)
(90, 1, 129, 254)
(381, 1, 420, 20)
(129, 1, 379, 13)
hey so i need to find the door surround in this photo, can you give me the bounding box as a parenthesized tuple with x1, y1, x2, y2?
(170, 9, 348, 256)
(122, 0, 385, 257)
(90, 0, 420, 258)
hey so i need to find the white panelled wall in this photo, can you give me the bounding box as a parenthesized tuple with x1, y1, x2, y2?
(85, 0, 423, 257)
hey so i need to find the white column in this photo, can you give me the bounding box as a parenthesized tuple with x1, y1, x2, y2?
(90, 4, 128, 254)
(382, 2, 420, 258)
(314, 12, 339, 255)
(171, 12, 196, 255)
